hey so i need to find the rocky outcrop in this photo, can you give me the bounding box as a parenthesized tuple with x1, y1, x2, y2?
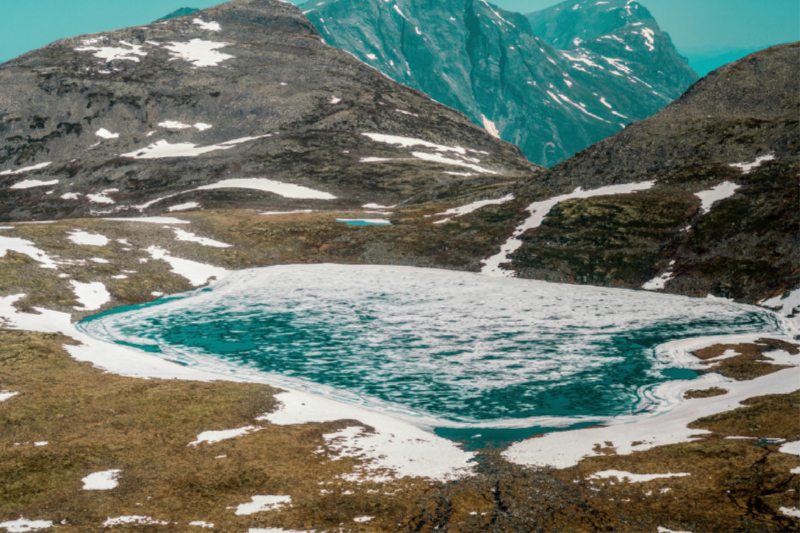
(300, 0, 697, 166)
(0, 0, 538, 222)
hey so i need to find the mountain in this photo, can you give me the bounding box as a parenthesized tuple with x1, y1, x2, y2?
(0, 0, 537, 223)
(155, 7, 201, 22)
(299, 0, 698, 167)
(506, 42, 799, 305)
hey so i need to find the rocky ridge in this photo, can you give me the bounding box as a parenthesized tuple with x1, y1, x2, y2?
(300, 0, 697, 166)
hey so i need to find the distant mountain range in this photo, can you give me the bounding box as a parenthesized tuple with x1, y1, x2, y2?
(300, 0, 698, 166)
(156, 7, 201, 22)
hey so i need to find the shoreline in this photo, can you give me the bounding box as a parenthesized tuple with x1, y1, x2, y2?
(3, 263, 797, 478)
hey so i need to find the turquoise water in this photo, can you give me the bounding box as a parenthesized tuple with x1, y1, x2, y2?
(336, 219, 392, 226)
(78, 265, 784, 430)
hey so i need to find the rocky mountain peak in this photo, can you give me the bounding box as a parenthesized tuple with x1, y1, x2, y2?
(527, 0, 658, 49)
(302, 0, 697, 167)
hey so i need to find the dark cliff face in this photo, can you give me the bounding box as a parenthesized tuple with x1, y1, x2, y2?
(0, 0, 538, 222)
(509, 43, 799, 304)
(300, 0, 697, 167)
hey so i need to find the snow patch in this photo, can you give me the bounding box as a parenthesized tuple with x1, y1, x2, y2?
(102, 217, 189, 224)
(82, 469, 121, 490)
(779, 507, 800, 518)
(695, 182, 740, 214)
(411, 152, 497, 174)
(589, 470, 690, 483)
(102, 516, 168, 527)
(121, 135, 270, 159)
(146, 246, 228, 286)
(0, 518, 54, 532)
(642, 261, 676, 291)
(168, 202, 200, 212)
(96, 128, 119, 139)
(173, 228, 231, 248)
(75, 41, 147, 62)
(0, 391, 19, 402)
(189, 522, 214, 529)
(160, 39, 233, 67)
(195, 178, 336, 200)
(481, 115, 501, 139)
(192, 18, 221, 32)
(158, 121, 212, 131)
(87, 189, 118, 204)
(730, 153, 775, 174)
(235, 495, 292, 515)
(68, 231, 109, 246)
(9, 179, 59, 190)
(328, 96, 341, 104)
(0, 162, 52, 177)
(779, 441, 800, 456)
(71, 281, 111, 311)
(0, 236, 58, 269)
(188, 426, 261, 446)
(433, 194, 514, 219)
(259, 388, 474, 482)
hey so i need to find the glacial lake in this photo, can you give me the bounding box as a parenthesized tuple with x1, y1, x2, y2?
(78, 264, 785, 447)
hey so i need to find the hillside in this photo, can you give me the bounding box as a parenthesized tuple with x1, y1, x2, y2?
(300, 0, 698, 166)
(507, 42, 799, 307)
(0, 0, 537, 223)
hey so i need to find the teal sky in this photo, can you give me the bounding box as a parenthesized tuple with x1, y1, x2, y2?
(0, 0, 797, 65)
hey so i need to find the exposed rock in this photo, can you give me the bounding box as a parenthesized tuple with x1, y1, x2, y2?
(301, 0, 697, 166)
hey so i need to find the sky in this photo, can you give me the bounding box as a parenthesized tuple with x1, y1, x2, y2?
(0, 0, 797, 65)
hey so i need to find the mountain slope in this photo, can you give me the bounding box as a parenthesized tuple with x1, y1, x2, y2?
(300, 0, 697, 167)
(0, 0, 538, 222)
(505, 43, 799, 305)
